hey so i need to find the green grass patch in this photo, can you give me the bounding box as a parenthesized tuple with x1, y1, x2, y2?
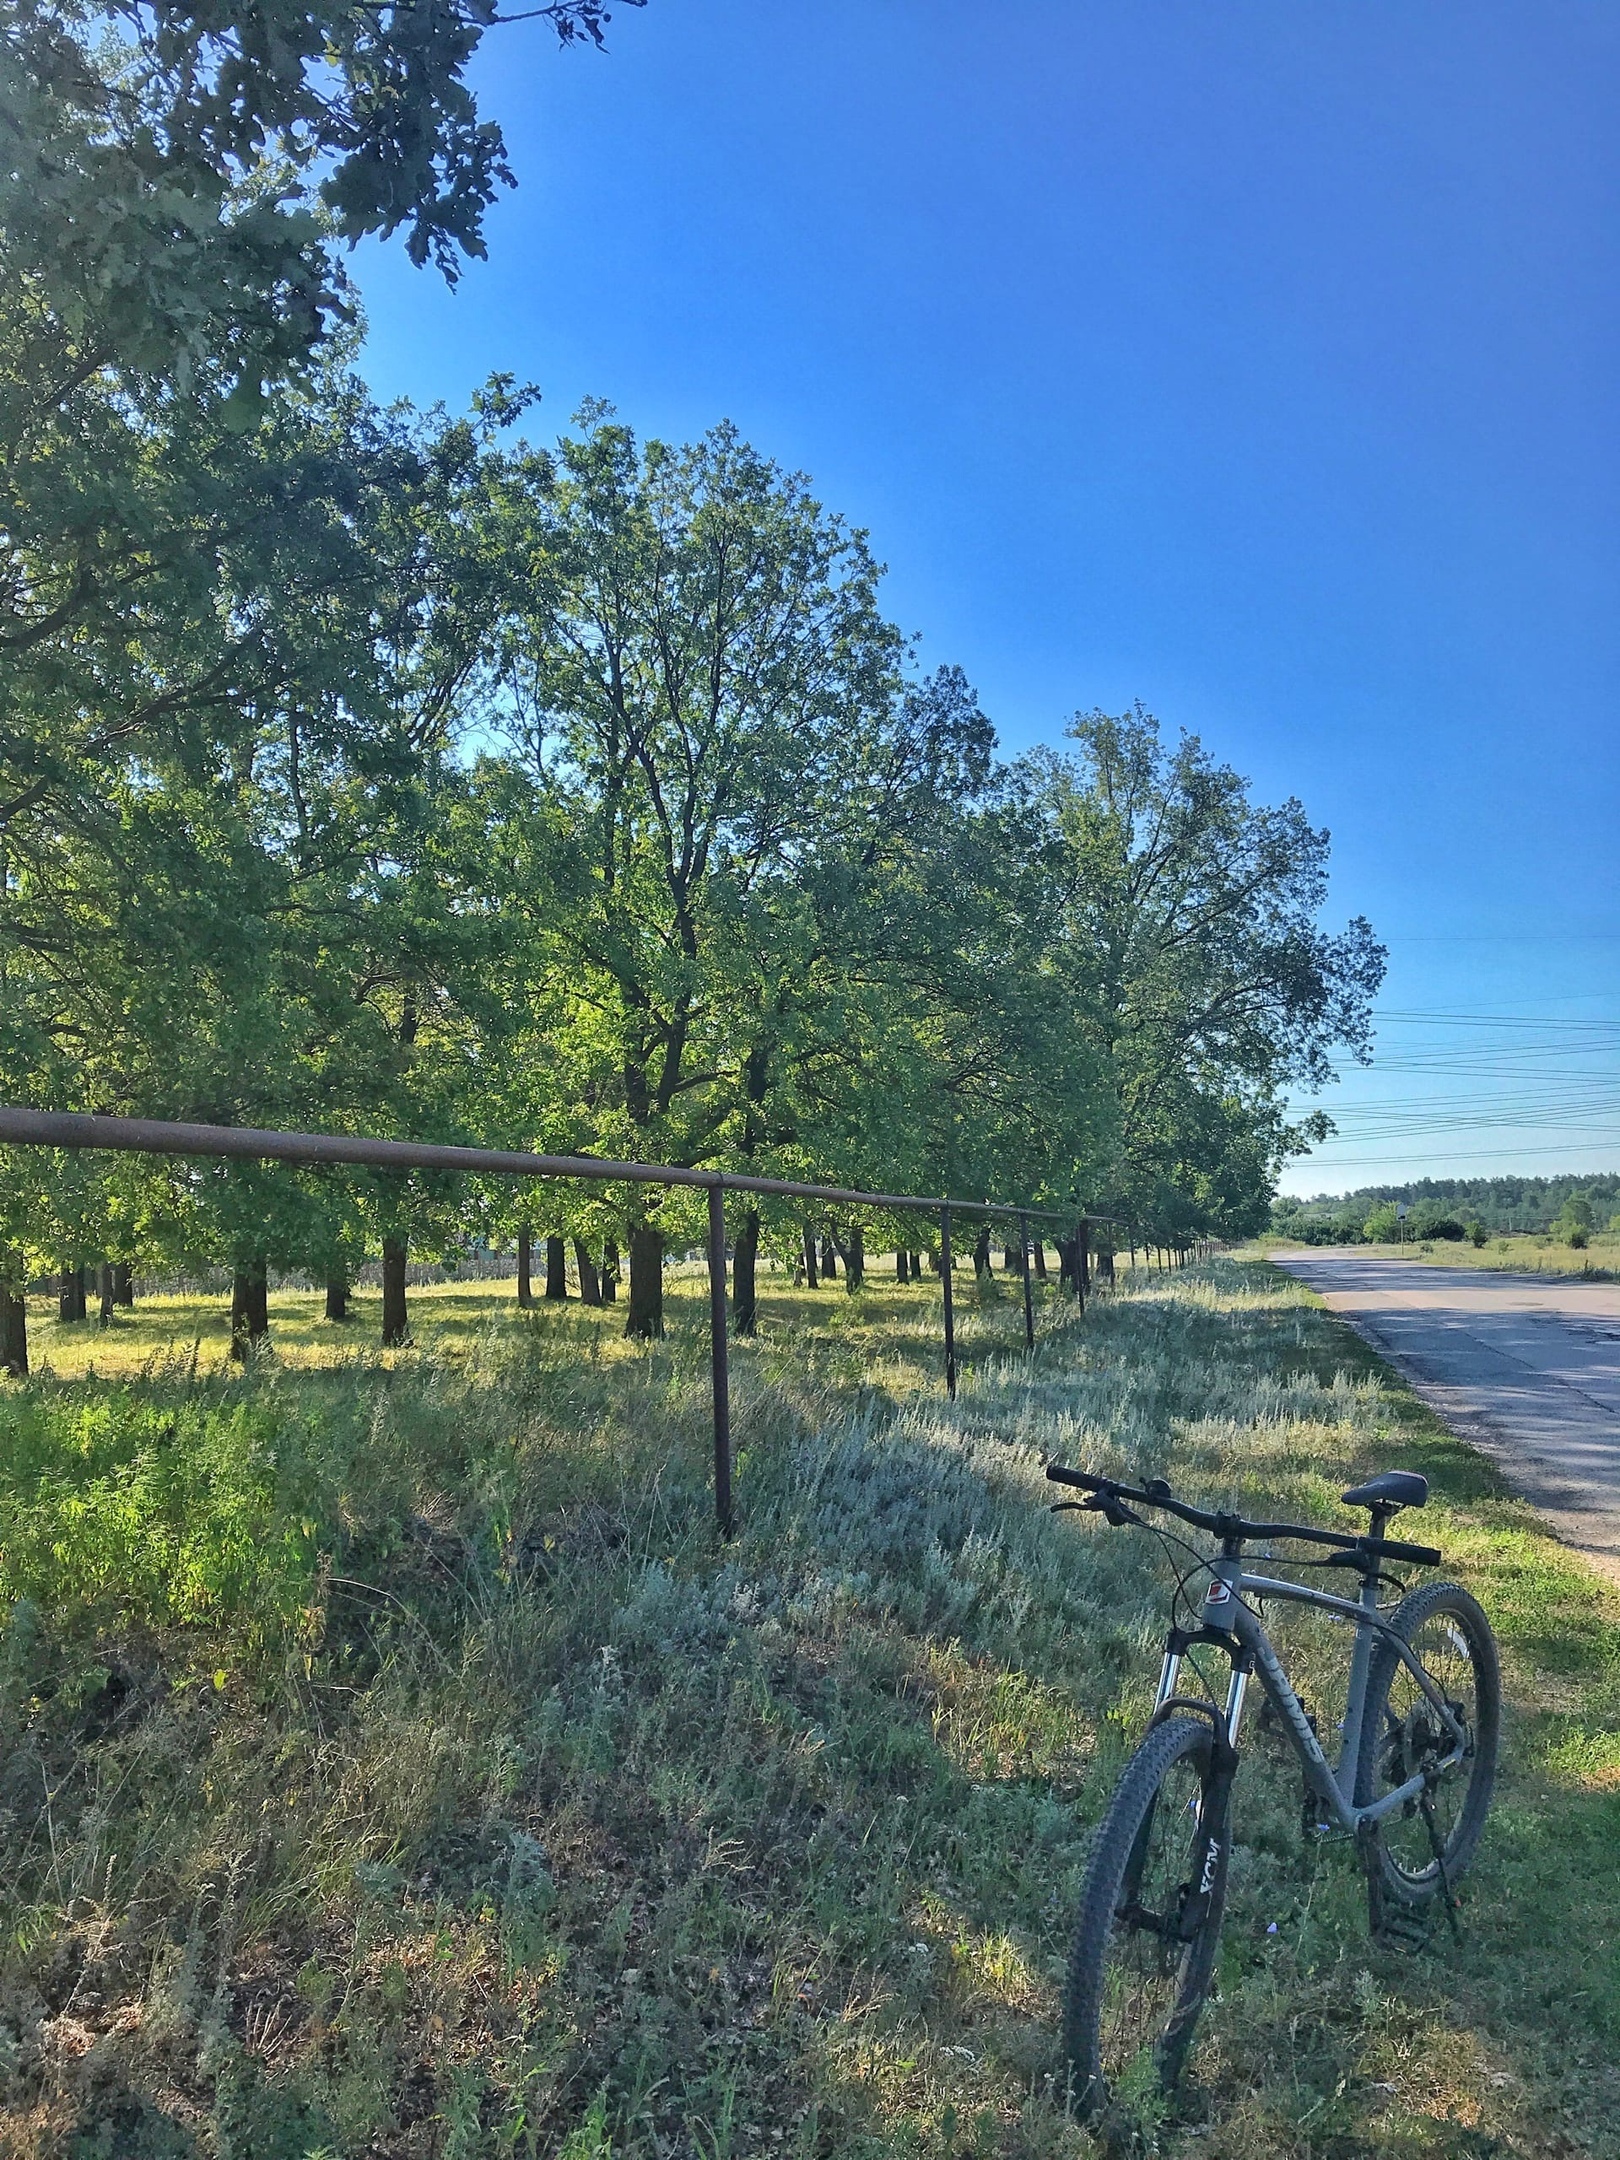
(2, 1262, 1617, 2156)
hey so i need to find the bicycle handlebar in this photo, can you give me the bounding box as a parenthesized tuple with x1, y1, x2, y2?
(1044, 1464, 1442, 1567)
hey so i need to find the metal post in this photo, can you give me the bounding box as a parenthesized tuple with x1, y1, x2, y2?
(940, 1202, 957, 1400)
(707, 1180, 733, 1537)
(1019, 1208, 1034, 1351)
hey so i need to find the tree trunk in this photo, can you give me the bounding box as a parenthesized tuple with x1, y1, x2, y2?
(1002, 1243, 1018, 1272)
(733, 1208, 760, 1336)
(231, 1259, 269, 1359)
(844, 1226, 864, 1292)
(601, 1238, 619, 1302)
(516, 1224, 534, 1309)
(802, 1228, 819, 1288)
(0, 1268, 27, 1377)
(972, 1228, 992, 1279)
(1032, 1240, 1048, 1282)
(545, 1235, 568, 1300)
(98, 1261, 114, 1327)
(113, 1261, 134, 1307)
(381, 1236, 410, 1345)
(911, 1252, 924, 1279)
(325, 1271, 349, 1322)
(59, 1265, 87, 1323)
(625, 1224, 664, 1338)
(573, 1238, 602, 1307)
(820, 1237, 837, 1281)
(896, 1248, 910, 1283)
(1078, 1221, 1091, 1296)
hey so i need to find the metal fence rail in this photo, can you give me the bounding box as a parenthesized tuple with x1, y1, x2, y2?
(0, 1105, 1123, 1534)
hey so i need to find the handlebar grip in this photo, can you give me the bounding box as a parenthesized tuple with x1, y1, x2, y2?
(1045, 1463, 1097, 1490)
(1379, 1537, 1442, 1566)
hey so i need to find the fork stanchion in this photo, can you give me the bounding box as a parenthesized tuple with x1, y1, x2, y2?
(941, 1202, 957, 1400)
(707, 1179, 733, 1538)
(1019, 1208, 1035, 1351)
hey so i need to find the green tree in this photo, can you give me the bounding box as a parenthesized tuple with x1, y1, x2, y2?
(2, 0, 642, 387)
(1555, 1191, 1594, 1239)
(1024, 707, 1385, 1241)
(0, 372, 513, 1343)
(480, 409, 903, 1334)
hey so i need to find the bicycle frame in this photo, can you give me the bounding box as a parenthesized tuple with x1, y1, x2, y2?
(1151, 1560, 1470, 1833)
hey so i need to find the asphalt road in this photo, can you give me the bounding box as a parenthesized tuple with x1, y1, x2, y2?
(1274, 1250, 1620, 1581)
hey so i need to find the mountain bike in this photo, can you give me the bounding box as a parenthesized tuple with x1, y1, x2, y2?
(1045, 1462, 1500, 2125)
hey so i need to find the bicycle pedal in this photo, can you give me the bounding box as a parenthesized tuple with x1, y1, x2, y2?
(1373, 1903, 1453, 1951)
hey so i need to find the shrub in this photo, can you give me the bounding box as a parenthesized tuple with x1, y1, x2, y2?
(1363, 1203, 1400, 1242)
(1426, 1218, 1467, 1242)
(1569, 1227, 1589, 1250)
(1467, 1221, 1488, 1247)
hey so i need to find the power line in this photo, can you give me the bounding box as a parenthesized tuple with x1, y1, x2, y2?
(1293, 1139, 1620, 1169)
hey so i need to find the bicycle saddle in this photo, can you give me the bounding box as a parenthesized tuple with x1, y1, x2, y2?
(1341, 1470, 1428, 1514)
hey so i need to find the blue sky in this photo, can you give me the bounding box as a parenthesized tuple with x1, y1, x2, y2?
(356, 0, 1620, 1196)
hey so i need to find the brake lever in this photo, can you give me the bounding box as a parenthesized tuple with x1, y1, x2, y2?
(1049, 1493, 1144, 1531)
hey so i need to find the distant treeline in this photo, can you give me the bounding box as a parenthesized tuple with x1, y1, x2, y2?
(1273, 1173, 1620, 1243)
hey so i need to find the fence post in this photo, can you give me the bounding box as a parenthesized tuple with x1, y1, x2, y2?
(1019, 1208, 1034, 1351)
(941, 1202, 957, 1400)
(1078, 1216, 1091, 1300)
(1074, 1220, 1086, 1313)
(707, 1179, 733, 1538)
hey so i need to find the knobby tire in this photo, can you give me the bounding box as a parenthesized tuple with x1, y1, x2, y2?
(1063, 1714, 1228, 2125)
(1354, 1580, 1500, 1919)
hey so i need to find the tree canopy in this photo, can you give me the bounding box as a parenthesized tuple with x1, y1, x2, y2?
(0, 3, 1383, 1358)
(0, 375, 1383, 1357)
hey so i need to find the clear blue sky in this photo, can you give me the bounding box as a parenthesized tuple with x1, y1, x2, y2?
(355, 0, 1620, 1197)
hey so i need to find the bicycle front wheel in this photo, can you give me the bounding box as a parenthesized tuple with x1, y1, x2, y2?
(1063, 1715, 1229, 2123)
(1354, 1580, 1499, 1912)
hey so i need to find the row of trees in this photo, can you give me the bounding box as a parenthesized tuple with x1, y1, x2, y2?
(0, 0, 1384, 1371)
(1273, 1176, 1620, 1245)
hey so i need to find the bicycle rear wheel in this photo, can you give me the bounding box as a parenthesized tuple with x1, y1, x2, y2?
(1063, 1714, 1229, 2123)
(1354, 1580, 1499, 1915)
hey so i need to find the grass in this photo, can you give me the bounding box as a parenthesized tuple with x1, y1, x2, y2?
(1264, 1233, 1620, 1284)
(2, 1261, 1618, 2158)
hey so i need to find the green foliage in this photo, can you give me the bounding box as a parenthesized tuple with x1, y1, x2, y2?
(1025, 707, 1385, 1237)
(1283, 1172, 1620, 1241)
(1363, 1201, 1401, 1242)
(1468, 1219, 1488, 1246)
(1409, 1208, 1466, 1241)
(2, 0, 642, 392)
(1556, 1191, 1596, 1239)
(0, 1378, 318, 1634)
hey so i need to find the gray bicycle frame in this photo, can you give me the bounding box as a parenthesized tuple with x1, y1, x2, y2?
(1152, 1557, 1469, 1831)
